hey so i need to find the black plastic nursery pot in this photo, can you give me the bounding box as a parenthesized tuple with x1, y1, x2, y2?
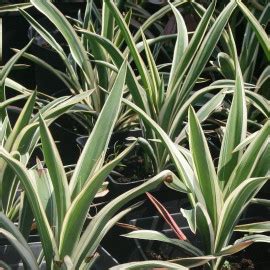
(108, 175, 146, 199)
(49, 115, 83, 165)
(1, 1, 86, 96)
(101, 195, 190, 263)
(0, 234, 43, 269)
(26, 1, 87, 97)
(92, 187, 182, 265)
(128, 212, 200, 262)
(241, 199, 270, 223)
(102, 199, 270, 268)
(0, 238, 118, 270)
(77, 129, 143, 150)
(28, 18, 69, 97)
(102, 210, 198, 264)
(232, 202, 270, 269)
(0, 241, 46, 270)
(128, 217, 270, 269)
(0, 10, 36, 90)
(107, 178, 185, 215)
(77, 128, 153, 202)
(0, 11, 29, 65)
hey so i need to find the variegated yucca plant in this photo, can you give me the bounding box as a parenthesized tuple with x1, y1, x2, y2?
(0, 62, 176, 269)
(77, 0, 269, 172)
(112, 35, 270, 269)
(212, 1, 269, 126)
(0, 0, 269, 269)
(9, 0, 269, 171)
(0, 43, 94, 225)
(11, 0, 140, 132)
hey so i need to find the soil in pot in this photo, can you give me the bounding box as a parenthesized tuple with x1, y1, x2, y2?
(107, 139, 155, 198)
(220, 244, 270, 270)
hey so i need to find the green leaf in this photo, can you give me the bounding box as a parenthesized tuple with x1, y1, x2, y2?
(78, 29, 148, 113)
(176, 90, 225, 143)
(59, 142, 137, 257)
(181, 208, 196, 234)
(160, 0, 216, 128)
(0, 41, 32, 123)
(76, 203, 140, 268)
(132, 1, 187, 44)
(141, 31, 160, 111)
(167, 2, 188, 92)
(104, 0, 152, 96)
(1, 92, 36, 211)
(102, 0, 115, 41)
(215, 177, 269, 252)
(251, 144, 270, 178)
(82, 0, 94, 31)
(256, 65, 270, 99)
(69, 61, 127, 197)
(218, 52, 235, 79)
(0, 260, 11, 270)
(0, 3, 32, 13)
(123, 230, 203, 256)
(10, 93, 92, 166)
(251, 198, 270, 207)
(224, 121, 270, 196)
(18, 191, 33, 240)
(246, 90, 269, 118)
(217, 241, 253, 256)
(0, 40, 32, 86)
(114, 10, 132, 48)
(179, 1, 236, 102)
(136, 34, 177, 53)
(87, 32, 109, 93)
(182, 203, 215, 254)
(0, 117, 8, 143)
(171, 80, 236, 141)
(124, 99, 200, 207)
(19, 8, 65, 58)
(39, 90, 94, 121)
(0, 148, 58, 264)
(188, 107, 222, 230)
(235, 222, 270, 233)
(0, 212, 36, 263)
(233, 131, 258, 152)
(137, 137, 159, 173)
(164, 172, 189, 193)
(237, 1, 270, 61)
(170, 256, 215, 268)
(110, 261, 188, 270)
(235, 234, 270, 244)
(39, 116, 70, 236)
(194, 203, 215, 254)
(5, 78, 31, 95)
(30, 166, 57, 232)
(72, 170, 172, 266)
(4, 92, 36, 152)
(218, 34, 247, 185)
(0, 94, 30, 110)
